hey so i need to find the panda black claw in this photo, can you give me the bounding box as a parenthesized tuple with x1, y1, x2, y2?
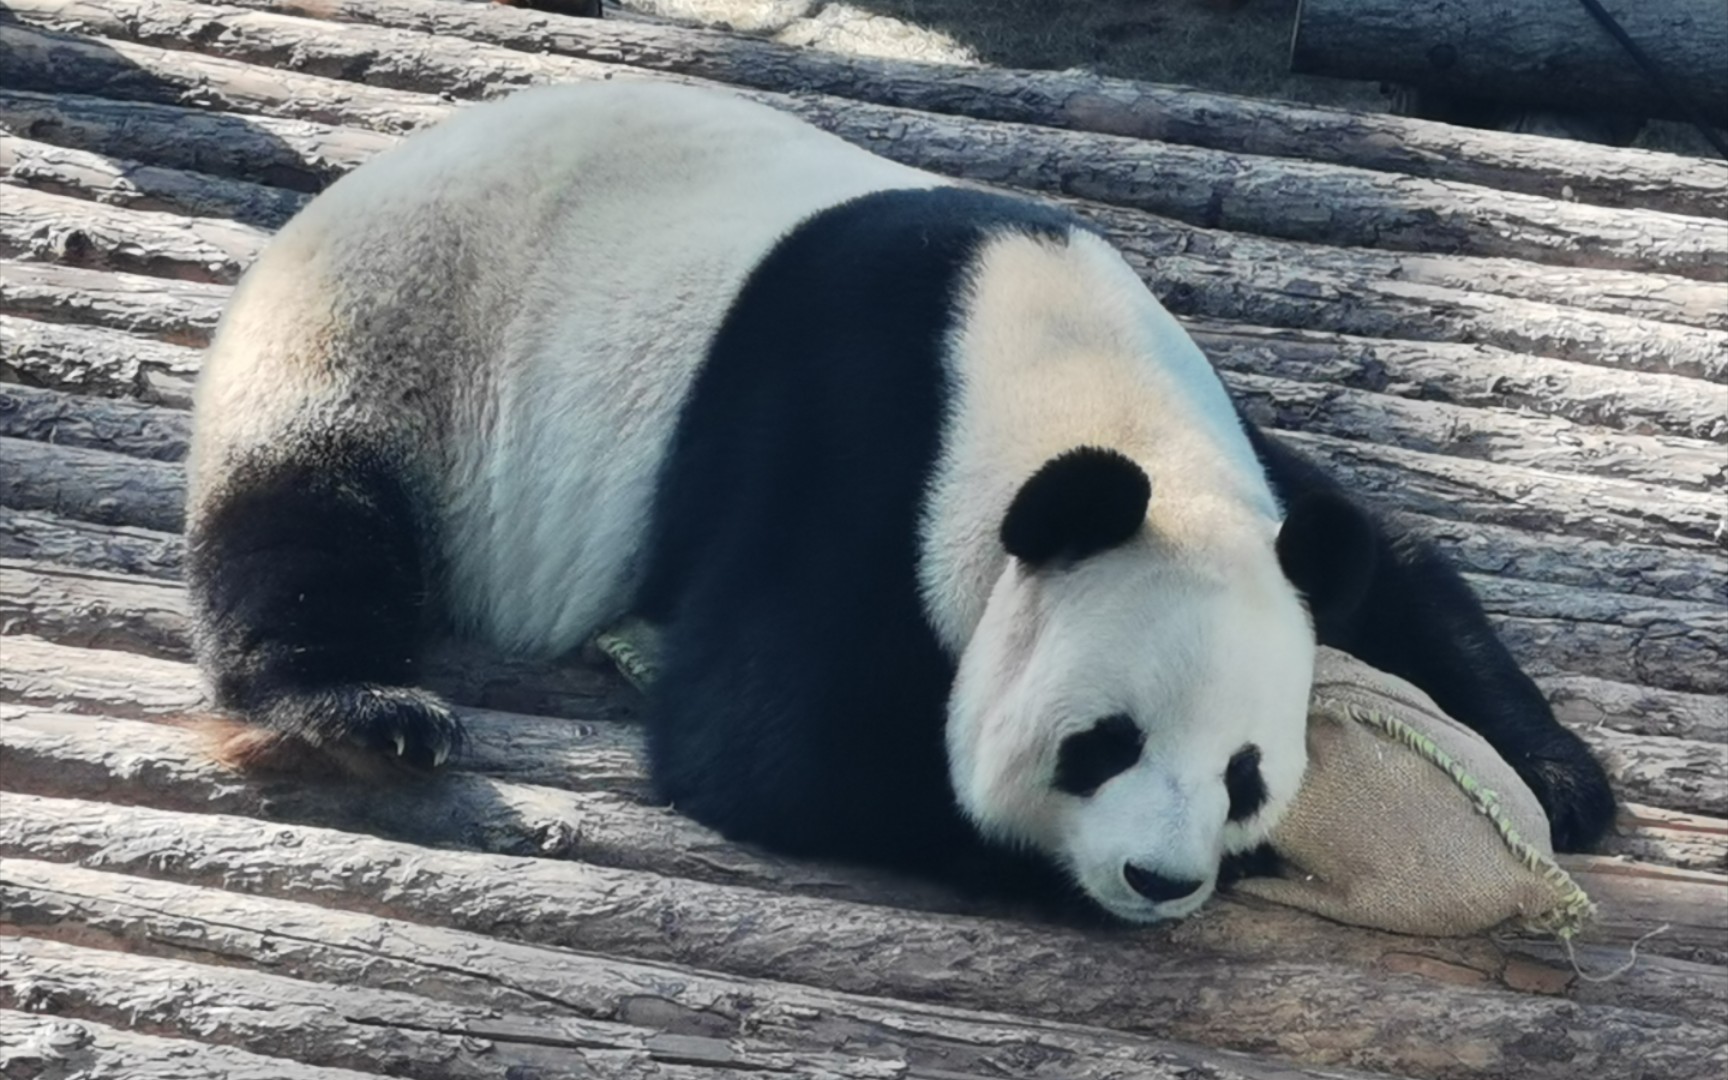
(252, 684, 466, 772)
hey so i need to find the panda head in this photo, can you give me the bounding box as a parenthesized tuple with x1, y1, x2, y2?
(946, 446, 1375, 923)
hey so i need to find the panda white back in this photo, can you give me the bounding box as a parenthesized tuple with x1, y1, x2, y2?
(194, 82, 939, 655)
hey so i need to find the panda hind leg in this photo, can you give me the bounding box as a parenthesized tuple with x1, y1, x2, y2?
(187, 441, 461, 772)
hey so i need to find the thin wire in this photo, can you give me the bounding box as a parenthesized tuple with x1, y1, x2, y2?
(1574, 0, 1728, 159)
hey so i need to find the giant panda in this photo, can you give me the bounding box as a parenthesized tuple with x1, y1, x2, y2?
(188, 82, 1614, 924)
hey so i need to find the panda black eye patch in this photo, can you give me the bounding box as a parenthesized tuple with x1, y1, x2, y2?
(1225, 744, 1267, 822)
(1053, 714, 1145, 797)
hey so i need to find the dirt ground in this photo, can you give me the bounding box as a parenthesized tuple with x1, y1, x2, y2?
(617, 0, 1711, 155)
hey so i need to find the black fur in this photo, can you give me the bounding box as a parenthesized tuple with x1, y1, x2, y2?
(1274, 491, 1378, 625)
(1001, 447, 1151, 566)
(1053, 715, 1146, 797)
(637, 188, 1083, 900)
(1242, 424, 1616, 852)
(187, 442, 461, 769)
(1224, 744, 1268, 823)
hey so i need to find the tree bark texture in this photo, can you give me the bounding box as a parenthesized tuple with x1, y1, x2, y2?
(2, 934, 1270, 1080)
(2, 2, 1723, 1073)
(0, 857, 1447, 1080)
(106, 0, 1728, 219)
(0, 262, 227, 347)
(4, 438, 1722, 696)
(1, 630, 1721, 870)
(0, 1009, 381, 1080)
(0, 507, 184, 580)
(10, 94, 1728, 380)
(6, 8, 1726, 284)
(1292, 0, 1728, 128)
(3, 793, 1725, 1080)
(1, 133, 309, 230)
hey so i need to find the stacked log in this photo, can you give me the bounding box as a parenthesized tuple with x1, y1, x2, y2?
(1, 2, 1724, 1078)
(1292, 0, 1728, 129)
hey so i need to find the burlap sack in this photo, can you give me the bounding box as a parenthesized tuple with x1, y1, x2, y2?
(1238, 647, 1593, 937)
(593, 624, 1593, 937)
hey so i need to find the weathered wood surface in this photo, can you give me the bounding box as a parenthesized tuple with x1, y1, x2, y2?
(0, 507, 184, 579)
(0, 132, 309, 229)
(0, 182, 269, 285)
(4, 793, 1725, 1080)
(6, 464, 1722, 698)
(7, 7, 1728, 284)
(5, 388, 1723, 603)
(6, 934, 1281, 1080)
(2, 3, 1724, 1077)
(0, 382, 190, 460)
(3, 632, 1722, 869)
(0, 859, 1404, 1080)
(80, 0, 1728, 219)
(1292, 0, 1728, 128)
(0, 261, 226, 346)
(0, 1008, 382, 1080)
(11, 93, 1727, 380)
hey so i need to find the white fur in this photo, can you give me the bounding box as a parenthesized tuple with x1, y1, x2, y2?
(931, 233, 1314, 923)
(194, 82, 937, 654)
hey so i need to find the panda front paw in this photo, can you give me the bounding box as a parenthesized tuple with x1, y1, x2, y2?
(1515, 735, 1616, 853)
(251, 683, 467, 772)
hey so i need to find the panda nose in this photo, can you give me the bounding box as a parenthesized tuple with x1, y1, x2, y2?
(1122, 863, 1206, 903)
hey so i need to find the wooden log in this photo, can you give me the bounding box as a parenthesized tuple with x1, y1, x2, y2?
(0, 185, 266, 285)
(1393, 515, 1726, 608)
(0, 1009, 382, 1080)
(1581, 726, 1728, 819)
(0, 262, 226, 347)
(1088, 208, 1728, 381)
(0, 89, 393, 194)
(0, 383, 190, 460)
(12, 101, 1724, 380)
(4, 482, 1723, 715)
(2, 632, 1722, 870)
(9, 68, 1726, 347)
(7, 11, 1726, 284)
(13, 322, 1723, 509)
(1460, 574, 1725, 695)
(1608, 806, 1728, 873)
(0, 561, 189, 660)
(10, 347, 1727, 585)
(0, 132, 309, 229)
(1292, 0, 1728, 128)
(14, 424, 1717, 607)
(197, 0, 1728, 218)
(1278, 431, 1724, 553)
(0, 507, 183, 580)
(0, 438, 184, 533)
(1, 316, 199, 406)
(5, 455, 1722, 696)
(1225, 371, 1725, 492)
(0, 566, 637, 720)
(1541, 674, 1726, 744)
(1, 935, 1221, 1080)
(1192, 322, 1727, 443)
(4, 793, 1724, 1080)
(0, 703, 1000, 915)
(0, 858, 1441, 1080)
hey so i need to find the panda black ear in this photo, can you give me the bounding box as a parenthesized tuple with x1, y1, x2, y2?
(1275, 492, 1378, 625)
(1001, 447, 1151, 567)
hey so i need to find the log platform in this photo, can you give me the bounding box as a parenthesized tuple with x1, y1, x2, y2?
(1, 2, 1724, 1077)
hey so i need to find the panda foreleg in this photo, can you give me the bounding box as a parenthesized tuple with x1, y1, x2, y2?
(1244, 423, 1615, 852)
(186, 439, 462, 771)
(1343, 533, 1616, 853)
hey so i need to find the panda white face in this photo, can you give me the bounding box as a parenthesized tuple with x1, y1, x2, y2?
(945, 474, 1316, 923)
